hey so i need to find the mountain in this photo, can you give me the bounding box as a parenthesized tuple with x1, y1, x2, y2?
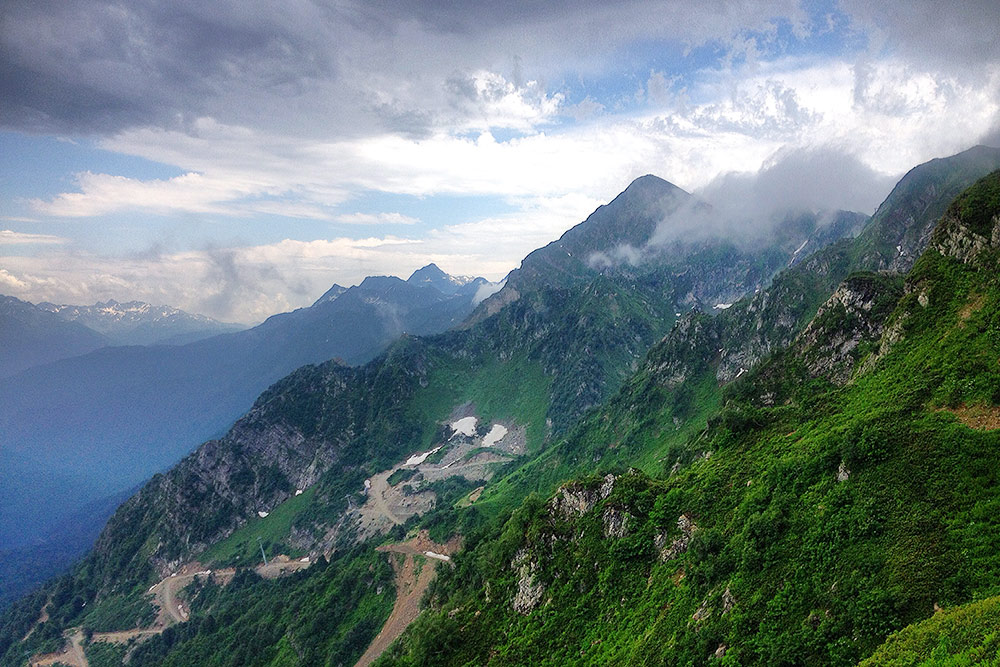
(37, 299, 246, 346)
(5, 149, 1000, 667)
(0, 173, 872, 657)
(0, 295, 108, 377)
(377, 168, 1000, 666)
(0, 266, 492, 575)
(406, 263, 487, 296)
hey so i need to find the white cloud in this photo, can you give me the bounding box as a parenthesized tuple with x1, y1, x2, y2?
(0, 230, 67, 245)
(29, 53, 991, 228)
(0, 268, 30, 290)
(334, 212, 419, 225)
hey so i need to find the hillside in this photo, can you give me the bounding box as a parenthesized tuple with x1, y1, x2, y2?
(375, 170, 1000, 665)
(29, 176, 873, 602)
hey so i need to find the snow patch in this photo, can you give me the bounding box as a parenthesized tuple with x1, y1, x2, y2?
(482, 423, 508, 448)
(793, 239, 809, 255)
(294, 489, 303, 496)
(258, 511, 269, 518)
(406, 446, 442, 466)
(450, 416, 478, 437)
(713, 303, 732, 310)
(424, 551, 451, 562)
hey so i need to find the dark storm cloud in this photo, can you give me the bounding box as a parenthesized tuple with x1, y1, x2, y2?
(0, 0, 339, 133)
(0, 0, 803, 136)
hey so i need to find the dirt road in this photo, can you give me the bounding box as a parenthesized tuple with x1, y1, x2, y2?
(27, 557, 308, 664)
(29, 628, 87, 667)
(354, 532, 460, 667)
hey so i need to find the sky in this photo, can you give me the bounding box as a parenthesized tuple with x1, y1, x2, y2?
(2, 1, 1000, 324)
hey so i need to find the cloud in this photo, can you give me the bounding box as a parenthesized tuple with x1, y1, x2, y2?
(0, 268, 29, 290)
(0, 222, 546, 323)
(334, 212, 419, 225)
(472, 279, 504, 306)
(0, 230, 67, 245)
(0, 0, 802, 136)
(5, 0, 1000, 319)
(586, 144, 902, 268)
(697, 145, 898, 222)
(840, 0, 1000, 73)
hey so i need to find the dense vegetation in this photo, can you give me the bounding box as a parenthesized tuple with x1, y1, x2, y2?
(126, 548, 394, 667)
(378, 171, 1000, 665)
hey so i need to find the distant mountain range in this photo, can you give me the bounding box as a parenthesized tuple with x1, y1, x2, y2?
(0, 265, 494, 579)
(0, 296, 244, 378)
(0, 296, 108, 378)
(37, 299, 245, 346)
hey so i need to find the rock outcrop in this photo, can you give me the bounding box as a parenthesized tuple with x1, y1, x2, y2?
(794, 273, 904, 385)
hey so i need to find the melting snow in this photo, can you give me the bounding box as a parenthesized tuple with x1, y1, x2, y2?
(482, 423, 508, 448)
(294, 489, 303, 496)
(714, 303, 732, 310)
(258, 511, 269, 518)
(793, 239, 809, 255)
(450, 416, 478, 437)
(423, 551, 452, 562)
(406, 446, 442, 466)
(735, 368, 746, 379)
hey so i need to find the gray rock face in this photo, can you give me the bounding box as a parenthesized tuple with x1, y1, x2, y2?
(656, 513, 698, 562)
(647, 313, 722, 388)
(794, 274, 903, 386)
(715, 244, 848, 384)
(511, 548, 545, 614)
(602, 507, 632, 539)
(722, 586, 736, 615)
(931, 212, 1000, 264)
(549, 474, 616, 521)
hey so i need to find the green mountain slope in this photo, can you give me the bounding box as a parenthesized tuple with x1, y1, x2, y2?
(378, 170, 1000, 665)
(30, 176, 865, 599)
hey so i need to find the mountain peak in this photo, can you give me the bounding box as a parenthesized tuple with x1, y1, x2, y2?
(406, 263, 483, 295)
(624, 173, 678, 191)
(407, 263, 448, 284)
